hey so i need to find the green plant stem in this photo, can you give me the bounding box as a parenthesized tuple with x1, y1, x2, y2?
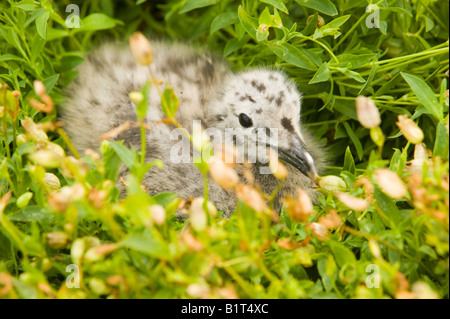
(11, 118, 17, 151)
(255, 255, 278, 284)
(202, 170, 211, 217)
(373, 45, 448, 65)
(304, 119, 339, 127)
(218, 259, 256, 298)
(0, 213, 28, 262)
(372, 201, 395, 228)
(57, 128, 80, 159)
(333, 0, 386, 51)
(328, 166, 366, 173)
(2, 116, 10, 159)
(10, 242, 18, 276)
(294, 34, 339, 63)
(140, 122, 146, 166)
(268, 179, 284, 208)
(333, 12, 369, 51)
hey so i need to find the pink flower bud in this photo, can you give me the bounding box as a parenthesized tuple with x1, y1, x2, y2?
(236, 184, 267, 213)
(396, 115, 424, 144)
(33, 80, 46, 97)
(307, 222, 330, 242)
(408, 143, 429, 174)
(374, 168, 407, 199)
(187, 283, 210, 299)
(319, 175, 347, 194)
(412, 281, 439, 299)
(318, 209, 343, 229)
(149, 205, 166, 225)
(129, 32, 154, 66)
(21, 117, 48, 143)
(46, 231, 71, 249)
(208, 158, 239, 189)
(29, 150, 62, 168)
(269, 150, 288, 180)
(356, 96, 381, 128)
(129, 91, 144, 104)
(335, 192, 369, 211)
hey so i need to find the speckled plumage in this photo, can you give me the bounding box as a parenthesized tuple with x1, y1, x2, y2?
(59, 40, 326, 217)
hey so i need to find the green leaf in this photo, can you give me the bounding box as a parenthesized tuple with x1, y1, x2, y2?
(269, 43, 317, 71)
(179, 0, 217, 13)
(238, 5, 258, 39)
(210, 12, 239, 33)
(101, 141, 122, 181)
(11, 279, 38, 299)
(295, 0, 338, 16)
(309, 62, 330, 84)
(343, 146, 356, 175)
(334, 99, 357, 120)
(336, 66, 365, 83)
(47, 28, 70, 41)
(58, 54, 85, 72)
(136, 80, 151, 120)
(313, 15, 351, 39)
(0, 29, 27, 59)
(15, 0, 38, 11)
(153, 193, 178, 207)
(401, 72, 442, 121)
(161, 87, 179, 119)
(223, 38, 245, 57)
(411, 105, 431, 120)
(419, 245, 437, 259)
(30, 34, 46, 64)
(80, 13, 119, 31)
(342, 122, 363, 160)
(325, 254, 337, 279)
(317, 255, 334, 291)
(379, 6, 413, 17)
(279, 206, 293, 231)
(259, 7, 273, 26)
(36, 10, 50, 39)
(374, 186, 401, 225)
(42, 74, 60, 93)
(0, 54, 23, 62)
(119, 228, 170, 259)
(389, 148, 403, 175)
(328, 240, 356, 267)
(358, 61, 378, 95)
(424, 16, 435, 32)
(301, 13, 319, 35)
(9, 206, 54, 223)
(336, 53, 377, 69)
(439, 78, 447, 107)
(256, 26, 270, 42)
(433, 122, 449, 160)
(300, 47, 322, 67)
(273, 10, 283, 29)
(108, 141, 137, 171)
(261, 0, 288, 13)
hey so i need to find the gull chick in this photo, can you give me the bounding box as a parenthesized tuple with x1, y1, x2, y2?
(59, 40, 325, 217)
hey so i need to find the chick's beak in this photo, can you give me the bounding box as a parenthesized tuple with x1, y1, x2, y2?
(277, 137, 318, 182)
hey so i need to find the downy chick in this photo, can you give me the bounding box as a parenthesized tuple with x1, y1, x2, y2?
(59, 40, 325, 217)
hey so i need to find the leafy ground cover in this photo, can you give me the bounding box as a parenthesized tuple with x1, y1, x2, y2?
(0, 0, 448, 299)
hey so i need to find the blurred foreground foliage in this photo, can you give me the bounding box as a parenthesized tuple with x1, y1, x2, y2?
(0, 0, 448, 299)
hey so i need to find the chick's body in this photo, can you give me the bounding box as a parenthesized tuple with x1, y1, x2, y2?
(59, 40, 325, 217)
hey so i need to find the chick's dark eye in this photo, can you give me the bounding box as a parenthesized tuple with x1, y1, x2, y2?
(239, 113, 253, 128)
